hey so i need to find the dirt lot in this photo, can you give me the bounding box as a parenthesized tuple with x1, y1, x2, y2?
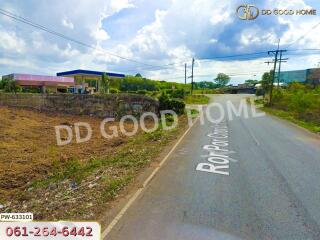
(0, 106, 129, 197)
(0, 106, 189, 220)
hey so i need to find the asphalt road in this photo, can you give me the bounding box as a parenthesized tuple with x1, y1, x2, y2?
(106, 94, 320, 240)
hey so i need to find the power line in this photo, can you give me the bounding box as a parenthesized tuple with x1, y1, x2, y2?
(0, 10, 283, 69)
(125, 49, 320, 73)
(285, 20, 320, 49)
(0, 8, 183, 69)
(146, 48, 320, 73)
(153, 71, 269, 81)
(198, 51, 269, 61)
(288, 48, 320, 52)
(119, 62, 185, 74)
(3, 7, 320, 80)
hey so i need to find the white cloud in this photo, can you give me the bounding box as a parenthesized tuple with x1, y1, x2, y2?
(209, 38, 218, 44)
(1, 0, 320, 84)
(268, 0, 310, 9)
(91, 28, 110, 41)
(110, 0, 135, 12)
(0, 58, 39, 75)
(0, 29, 26, 53)
(240, 27, 278, 46)
(62, 18, 74, 29)
(267, 0, 318, 47)
(59, 43, 81, 57)
(210, 9, 231, 25)
(130, 10, 168, 55)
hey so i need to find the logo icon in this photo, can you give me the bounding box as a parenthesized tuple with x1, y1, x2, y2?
(236, 4, 259, 20)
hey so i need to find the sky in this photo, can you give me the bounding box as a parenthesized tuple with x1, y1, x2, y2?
(0, 0, 320, 85)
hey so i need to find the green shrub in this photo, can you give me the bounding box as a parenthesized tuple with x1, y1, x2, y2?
(269, 86, 320, 125)
(288, 91, 314, 116)
(137, 90, 147, 95)
(128, 90, 138, 94)
(150, 91, 160, 97)
(110, 88, 119, 94)
(170, 89, 185, 99)
(164, 114, 175, 123)
(272, 89, 284, 103)
(184, 95, 210, 104)
(23, 87, 41, 93)
(165, 89, 173, 95)
(288, 82, 306, 92)
(159, 94, 170, 111)
(0, 78, 21, 93)
(168, 99, 185, 115)
(159, 94, 185, 115)
(255, 88, 265, 96)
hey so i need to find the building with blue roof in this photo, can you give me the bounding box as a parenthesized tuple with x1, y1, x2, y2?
(56, 69, 125, 94)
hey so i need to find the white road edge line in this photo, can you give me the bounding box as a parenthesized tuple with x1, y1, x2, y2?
(102, 116, 200, 239)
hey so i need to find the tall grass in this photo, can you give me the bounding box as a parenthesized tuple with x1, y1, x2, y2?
(268, 83, 320, 129)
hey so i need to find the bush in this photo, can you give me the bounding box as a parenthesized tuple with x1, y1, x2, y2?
(255, 88, 265, 96)
(288, 82, 306, 92)
(159, 94, 185, 115)
(272, 89, 284, 102)
(23, 87, 41, 93)
(110, 88, 119, 94)
(270, 85, 320, 125)
(137, 90, 147, 95)
(149, 91, 160, 97)
(128, 90, 138, 94)
(159, 94, 170, 111)
(288, 91, 314, 116)
(0, 78, 21, 93)
(168, 99, 185, 115)
(184, 95, 210, 104)
(170, 89, 185, 99)
(120, 76, 158, 92)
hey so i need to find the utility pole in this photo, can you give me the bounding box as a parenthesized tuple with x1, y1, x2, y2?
(184, 63, 187, 85)
(277, 51, 282, 87)
(266, 48, 287, 105)
(265, 56, 288, 88)
(191, 58, 195, 94)
(277, 52, 288, 87)
(270, 50, 278, 106)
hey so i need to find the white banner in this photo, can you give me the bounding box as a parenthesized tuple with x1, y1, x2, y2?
(0, 222, 101, 240)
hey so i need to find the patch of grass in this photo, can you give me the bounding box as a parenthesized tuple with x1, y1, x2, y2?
(184, 95, 210, 104)
(31, 121, 184, 192)
(5, 110, 189, 221)
(255, 86, 320, 134)
(262, 107, 320, 134)
(102, 176, 133, 201)
(190, 109, 199, 117)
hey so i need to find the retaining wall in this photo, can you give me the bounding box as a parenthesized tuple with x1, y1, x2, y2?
(0, 93, 159, 118)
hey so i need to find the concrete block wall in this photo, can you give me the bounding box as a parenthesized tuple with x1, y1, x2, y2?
(0, 93, 159, 118)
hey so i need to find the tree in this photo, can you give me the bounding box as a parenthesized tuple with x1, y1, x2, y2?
(135, 73, 142, 78)
(0, 78, 21, 93)
(245, 79, 259, 86)
(261, 71, 273, 93)
(194, 81, 218, 89)
(100, 73, 110, 94)
(307, 68, 320, 89)
(214, 73, 230, 87)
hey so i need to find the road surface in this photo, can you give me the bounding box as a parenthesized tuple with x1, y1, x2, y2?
(106, 94, 320, 240)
